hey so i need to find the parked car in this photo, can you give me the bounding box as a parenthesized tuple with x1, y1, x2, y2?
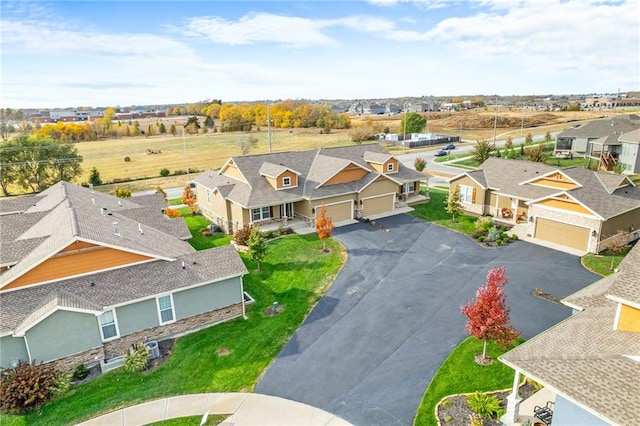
(187, 181, 196, 188)
(434, 150, 448, 157)
(443, 143, 456, 150)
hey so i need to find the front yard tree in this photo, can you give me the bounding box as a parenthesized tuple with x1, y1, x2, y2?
(182, 185, 197, 213)
(400, 112, 426, 135)
(446, 184, 463, 222)
(315, 203, 334, 252)
(461, 266, 520, 363)
(471, 139, 494, 164)
(247, 228, 268, 272)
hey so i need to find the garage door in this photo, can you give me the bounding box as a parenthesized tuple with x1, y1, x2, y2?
(534, 218, 590, 251)
(316, 201, 353, 222)
(362, 194, 395, 217)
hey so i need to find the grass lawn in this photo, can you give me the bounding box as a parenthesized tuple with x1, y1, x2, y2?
(543, 157, 589, 168)
(581, 246, 633, 276)
(414, 337, 523, 426)
(168, 197, 183, 205)
(147, 414, 227, 425)
(1, 216, 344, 426)
(411, 189, 477, 234)
(183, 214, 232, 249)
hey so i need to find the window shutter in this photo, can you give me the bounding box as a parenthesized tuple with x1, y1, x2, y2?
(472, 188, 477, 203)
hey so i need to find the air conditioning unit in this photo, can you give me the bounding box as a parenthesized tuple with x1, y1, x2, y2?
(145, 340, 160, 360)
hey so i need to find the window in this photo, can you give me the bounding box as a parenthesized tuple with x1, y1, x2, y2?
(387, 163, 394, 172)
(283, 177, 291, 186)
(252, 206, 270, 222)
(206, 189, 211, 204)
(459, 185, 473, 203)
(99, 310, 119, 341)
(157, 295, 175, 324)
(404, 182, 415, 194)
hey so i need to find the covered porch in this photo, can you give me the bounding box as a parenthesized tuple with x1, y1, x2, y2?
(491, 193, 529, 225)
(502, 371, 557, 426)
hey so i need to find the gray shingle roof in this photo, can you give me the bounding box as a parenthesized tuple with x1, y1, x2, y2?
(618, 127, 640, 144)
(500, 243, 640, 426)
(195, 144, 430, 209)
(0, 182, 194, 288)
(0, 245, 248, 336)
(557, 116, 640, 139)
(459, 157, 640, 219)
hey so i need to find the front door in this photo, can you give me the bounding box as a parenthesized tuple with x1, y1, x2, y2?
(280, 203, 293, 218)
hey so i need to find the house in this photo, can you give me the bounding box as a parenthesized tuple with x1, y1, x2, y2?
(194, 144, 430, 234)
(362, 103, 386, 115)
(617, 127, 640, 173)
(0, 182, 248, 371)
(499, 242, 640, 426)
(448, 157, 640, 253)
(554, 116, 640, 170)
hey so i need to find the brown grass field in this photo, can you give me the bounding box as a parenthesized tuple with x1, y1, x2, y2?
(4, 109, 634, 195)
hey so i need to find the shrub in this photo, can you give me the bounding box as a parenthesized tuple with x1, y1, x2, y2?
(0, 362, 59, 413)
(414, 157, 427, 172)
(234, 225, 253, 246)
(496, 240, 502, 246)
(202, 230, 213, 236)
(123, 343, 149, 373)
(442, 400, 453, 408)
(467, 391, 503, 419)
(159, 168, 170, 177)
(511, 234, 519, 240)
(477, 235, 485, 242)
(444, 415, 453, 422)
(173, 169, 185, 176)
(72, 364, 89, 381)
(124, 156, 131, 162)
(502, 237, 510, 244)
(165, 208, 181, 218)
(486, 226, 502, 242)
(113, 187, 132, 198)
(474, 216, 494, 233)
(52, 369, 72, 396)
(263, 230, 276, 239)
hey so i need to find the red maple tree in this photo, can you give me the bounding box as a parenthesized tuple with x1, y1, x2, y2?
(461, 266, 520, 362)
(315, 204, 334, 252)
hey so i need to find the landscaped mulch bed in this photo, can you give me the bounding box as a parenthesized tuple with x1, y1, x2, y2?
(437, 383, 537, 425)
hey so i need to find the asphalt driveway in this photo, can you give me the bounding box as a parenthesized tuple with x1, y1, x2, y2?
(256, 214, 599, 425)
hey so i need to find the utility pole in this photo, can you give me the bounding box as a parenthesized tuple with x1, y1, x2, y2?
(267, 104, 272, 153)
(493, 96, 498, 145)
(182, 127, 190, 180)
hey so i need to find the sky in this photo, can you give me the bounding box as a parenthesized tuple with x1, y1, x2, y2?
(1, 0, 639, 109)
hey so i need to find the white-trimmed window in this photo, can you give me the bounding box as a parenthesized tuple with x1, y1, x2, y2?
(459, 185, 474, 203)
(252, 206, 270, 222)
(387, 163, 394, 172)
(282, 176, 291, 187)
(99, 310, 119, 341)
(404, 181, 415, 194)
(206, 189, 211, 204)
(157, 295, 175, 324)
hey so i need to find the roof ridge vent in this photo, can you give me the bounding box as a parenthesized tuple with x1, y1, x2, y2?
(112, 222, 121, 236)
(138, 223, 144, 235)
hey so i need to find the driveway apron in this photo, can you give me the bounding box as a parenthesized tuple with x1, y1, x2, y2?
(256, 214, 599, 425)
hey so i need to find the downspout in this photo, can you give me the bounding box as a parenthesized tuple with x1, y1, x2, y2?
(240, 276, 246, 318)
(22, 335, 33, 364)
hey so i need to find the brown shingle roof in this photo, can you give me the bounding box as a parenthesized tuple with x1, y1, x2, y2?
(606, 241, 640, 306)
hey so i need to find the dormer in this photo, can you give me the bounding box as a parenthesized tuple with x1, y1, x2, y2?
(611, 297, 640, 333)
(363, 151, 398, 174)
(520, 170, 581, 190)
(259, 162, 301, 190)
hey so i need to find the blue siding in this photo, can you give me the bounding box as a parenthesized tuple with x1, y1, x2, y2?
(25, 310, 102, 363)
(173, 278, 242, 320)
(116, 298, 158, 336)
(552, 395, 609, 426)
(0, 335, 29, 368)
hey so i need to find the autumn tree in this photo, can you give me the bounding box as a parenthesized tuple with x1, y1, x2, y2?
(461, 266, 520, 362)
(348, 124, 375, 144)
(472, 139, 495, 164)
(601, 230, 629, 270)
(446, 184, 463, 222)
(182, 184, 197, 213)
(315, 204, 335, 252)
(247, 227, 268, 271)
(113, 187, 131, 198)
(414, 157, 426, 172)
(400, 112, 426, 135)
(170, 124, 177, 136)
(525, 133, 533, 144)
(525, 143, 547, 162)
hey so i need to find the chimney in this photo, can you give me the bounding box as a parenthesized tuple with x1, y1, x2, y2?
(112, 222, 121, 236)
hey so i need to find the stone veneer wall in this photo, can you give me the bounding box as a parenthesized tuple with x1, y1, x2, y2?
(51, 347, 105, 372)
(103, 303, 243, 359)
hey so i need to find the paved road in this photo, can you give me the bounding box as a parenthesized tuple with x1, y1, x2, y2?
(256, 215, 599, 426)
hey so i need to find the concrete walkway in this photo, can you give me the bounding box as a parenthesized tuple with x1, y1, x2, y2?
(78, 393, 351, 426)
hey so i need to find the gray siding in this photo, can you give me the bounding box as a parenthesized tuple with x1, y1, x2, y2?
(116, 298, 159, 336)
(552, 395, 609, 426)
(174, 278, 242, 320)
(25, 310, 102, 363)
(0, 335, 29, 368)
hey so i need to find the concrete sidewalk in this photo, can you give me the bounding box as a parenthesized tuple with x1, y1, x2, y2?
(78, 392, 351, 426)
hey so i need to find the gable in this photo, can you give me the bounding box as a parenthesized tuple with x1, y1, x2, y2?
(220, 160, 248, 183)
(531, 193, 597, 216)
(368, 158, 399, 174)
(2, 242, 153, 291)
(526, 171, 580, 190)
(322, 163, 368, 186)
(263, 169, 299, 190)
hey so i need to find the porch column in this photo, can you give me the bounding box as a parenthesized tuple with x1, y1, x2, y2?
(503, 370, 522, 423)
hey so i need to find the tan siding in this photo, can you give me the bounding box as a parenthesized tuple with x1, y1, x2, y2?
(534, 218, 590, 251)
(369, 163, 383, 173)
(5, 248, 152, 290)
(324, 164, 367, 186)
(531, 178, 578, 189)
(265, 176, 276, 188)
(617, 304, 640, 332)
(363, 194, 394, 216)
(360, 178, 399, 198)
(229, 202, 249, 228)
(600, 209, 640, 239)
(294, 200, 313, 217)
(383, 158, 398, 173)
(276, 170, 298, 189)
(220, 162, 245, 182)
(537, 198, 593, 215)
(451, 176, 485, 210)
(316, 200, 353, 222)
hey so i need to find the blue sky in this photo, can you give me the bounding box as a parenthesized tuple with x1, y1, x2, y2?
(2, 0, 638, 109)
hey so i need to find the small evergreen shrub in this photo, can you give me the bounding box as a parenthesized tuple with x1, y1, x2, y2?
(502, 237, 510, 244)
(234, 225, 253, 246)
(123, 343, 149, 373)
(467, 391, 503, 419)
(72, 363, 89, 380)
(159, 168, 170, 177)
(496, 240, 503, 246)
(477, 235, 485, 242)
(511, 234, 519, 240)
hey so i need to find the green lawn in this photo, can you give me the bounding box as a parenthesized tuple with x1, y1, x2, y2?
(168, 197, 183, 205)
(183, 214, 232, 249)
(148, 414, 227, 425)
(433, 152, 472, 163)
(543, 157, 589, 168)
(581, 246, 632, 276)
(414, 337, 523, 426)
(411, 189, 477, 234)
(2, 218, 344, 426)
